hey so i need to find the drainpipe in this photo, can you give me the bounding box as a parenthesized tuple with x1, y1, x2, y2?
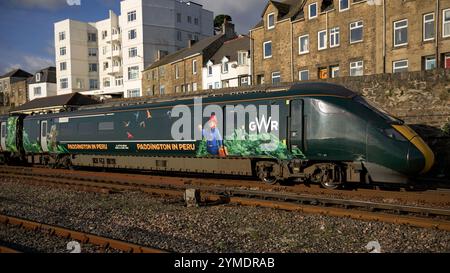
(383, 0, 386, 73)
(249, 29, 254, 85)
(290, 20, 294, 82)
(436, 0, 440, 68)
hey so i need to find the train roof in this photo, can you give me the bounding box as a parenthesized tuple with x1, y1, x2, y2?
(24, 82, 360, 119)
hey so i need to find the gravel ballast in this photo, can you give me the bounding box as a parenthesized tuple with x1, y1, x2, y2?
(0, 179, 449, 253)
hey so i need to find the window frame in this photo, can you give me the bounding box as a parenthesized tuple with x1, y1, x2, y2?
(299, 70, 309, 81)
(318, 30, 327, 50)
(309, 3, 318, 19)
(60, 47, 66, 56)
(349, 21, 363, 44)
(330, 27, 340, 48)
(263, 41, 272, 59)
(350, 61, 364, 76)
(393, 59, 409, 73)
(267, 13, 275, 30)
(129, 47, 138, 58)
(443, 9, 450, 38)
(60, 78, 68, 89)
(128, 29, 137, 40)
(271, 71, 281, 84)
(34, 86, 42, 96)
(88, 63, 98, 73)
(128, 66, 140, 80)
(339, 0, 349, 12)
(60, 62, 67, 71)
(299, 34, 309, 54)
(424, 56, 436, 71)
(59, 31, 65, 41)
(238, 51, 248, 65)
(423, 13, 435, 41)
(393, 19, 408, 47)
(127, 11, 136, 22)
(192, 60, 197, 75)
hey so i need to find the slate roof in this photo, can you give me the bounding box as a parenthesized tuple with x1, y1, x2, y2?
(0, 69, 33, 80)
(28, 67, 56, 84)
(253, 0, 307, 29)
(11, 93, 99, 113)
(208, 35, 250, 64)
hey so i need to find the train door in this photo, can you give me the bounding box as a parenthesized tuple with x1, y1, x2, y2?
(40, 120, 49, 152)
(289, 99, 304, 153)
(0, 121, 6, 151)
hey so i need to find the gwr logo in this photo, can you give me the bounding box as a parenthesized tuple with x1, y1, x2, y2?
(249, 115, 279, 133)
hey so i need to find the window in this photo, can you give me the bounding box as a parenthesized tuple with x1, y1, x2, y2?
(208, 64, 213, 76)
(89, 79, 98, 89)
(444, 9, 450, 37)
(263, 41, 272, 59)
(128, 29, 137, 40)
(394, 19, 408, 47)
(188, 16, 192, 23)
(194, 18, 199, 25)
(103, 62, 109, 71)
(160, 85, 165, 95)
(318, 67, 328, 79)
(318, 30, 327, 50)
(423, 13, 435, 41)
(272, 72, 281, 84)
(99, 122, 114, 131)
(88, 48, 97, 57)
(298, 35, 309, 54)
(128, 66, 139, 80)
(215, 82, 220, 89)
(175, 65, 179, 79)
(36, 73, 41, 82)
(102, 46, 108, 55)
(175, 86, 180, 93)
(192, 60, 197, 74)
(60, 62, 67, 71)
(177, 31, 182, 41)
(299, 70, 309, 81)
(222, 61, 229, 74)
(60, 78, 68, 89)
(240, 76, 249, 86)
(330, 27, 340, 48)
(350, 21, 363, 43)
(182, 85, 186, 93)
(128, 11, 136, 22)
(103, 77, 110, 87)
(76, 79, 84, 89)
(127, 89, 140, 98)
(330, 65, 340, 78)
(350, 61, 364, 76)
(129, 47, 138, 58)
(102, 30, 108, 40)
(339, 0, 349, 12)
(424, 56, 436, 71)
(59, 31, 65, 41)
(89, 63, 98, 72)
(267, 13, 275, 29)
(60, 47, 66, 56)
(309, 3, 317, 19)
(115, 77, 123, 86)
(193, 82, 198, 91)
(34, 87, 41, 96)
(393, 60, 408, 73)
(88, 33, 97, 42)
(238, 51, 248, 65)
(177, 13, 181, 23)
(1, 124, 5, 138)
(187, 84, 191, 92)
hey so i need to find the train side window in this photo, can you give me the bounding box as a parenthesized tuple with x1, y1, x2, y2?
(41, 122, 47, 137)
(1, 124, 5, 137)
(98, 121, 114, 131)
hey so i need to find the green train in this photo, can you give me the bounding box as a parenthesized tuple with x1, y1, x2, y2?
(0, 83, 435, 189)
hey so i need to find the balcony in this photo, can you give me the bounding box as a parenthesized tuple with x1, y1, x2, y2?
(107, 50, 122, 60)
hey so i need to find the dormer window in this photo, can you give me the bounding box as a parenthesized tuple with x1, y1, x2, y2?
(309, 3, 318, 19)
(36, 73, 41, 82)
(221, 57, 229, 74)
(267, 13, 275, 29)
(207, 61, 213, 77)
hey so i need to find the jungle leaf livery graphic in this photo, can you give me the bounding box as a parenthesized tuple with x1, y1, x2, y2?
(6, 117, 18, 153)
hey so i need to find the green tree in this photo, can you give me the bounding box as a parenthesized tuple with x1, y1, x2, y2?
(214, 15, 232, 33)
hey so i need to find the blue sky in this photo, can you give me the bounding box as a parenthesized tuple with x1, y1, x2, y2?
(0, 0, 263, 75)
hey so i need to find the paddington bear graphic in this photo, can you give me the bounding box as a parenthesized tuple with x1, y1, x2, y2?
(202, 113, 223, 156)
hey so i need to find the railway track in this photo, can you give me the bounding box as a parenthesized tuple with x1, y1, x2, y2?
(0, 214, 166, 253)
(1, 166, 450, 232)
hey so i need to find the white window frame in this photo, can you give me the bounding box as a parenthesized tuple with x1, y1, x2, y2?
(127, 11, 136, 22)
(60, 47, 66, 56)
(263, 41, 272, 59)
(128, 29, 137, 40)
(129, 47, 138, 58)
(128, 66, 139, 80)
(127, 89, 140, 98)
(350, 21, 363, 44)
(423, 13, 435, 41)
(60, 62, 67, 71)
(238, 51, 248, 65)
(299, 35, 309, 54)
(350, 61, 364, 76)
(299, 70, 309, 81)
(175, 65, 180, 79)
(331, 66, 340, 78)
(36, 73, 41, 82)
(394, 19, 408, 47)
(393, 59, 409, 73)
(267, 13, 275, 30)
(339, 0, 349, 12)
(59, 31, 65, 41)
(160, 85, 165, 95)
(34, 87, 42, 96)
(88, 48, 97, 57)
(443, 9, 450, 38)
(193, 82, 198, 91)
(222, 61, 229, 74)
(88, 63, 98, 72)
(272, 71, 281, 84)
(309, 3, 318, 19)
(330, 27, 340, 48)
(192, 60, 197, 75)
(207, 64, 213, 77)
(424, 56, 436, 71)
(60, 78, 68, 89)
(318, 30, 327, 50)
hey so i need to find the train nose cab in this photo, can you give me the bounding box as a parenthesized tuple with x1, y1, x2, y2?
(392, 125, 435, 174)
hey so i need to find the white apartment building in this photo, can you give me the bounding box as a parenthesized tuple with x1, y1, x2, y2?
(203, 35, 251, 90)
(54, 0, 213, 98)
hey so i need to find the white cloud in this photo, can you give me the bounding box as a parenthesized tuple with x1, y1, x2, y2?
(1, 0, 67, 10)
(1, 55, 54, 74)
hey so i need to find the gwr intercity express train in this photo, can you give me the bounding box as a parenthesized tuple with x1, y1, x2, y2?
(0, 83, 435, 189)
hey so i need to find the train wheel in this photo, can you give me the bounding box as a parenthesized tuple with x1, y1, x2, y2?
(256, 162, 279, 185)
(312, 164, 344, 190)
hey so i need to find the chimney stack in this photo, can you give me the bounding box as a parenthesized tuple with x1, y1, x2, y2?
(157, 50, 168, 61)
(188, 39, 197, 48)
(222, 19, 236, 39)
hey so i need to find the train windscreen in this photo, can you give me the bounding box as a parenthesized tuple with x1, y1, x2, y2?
(353, 96, 404, 125)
